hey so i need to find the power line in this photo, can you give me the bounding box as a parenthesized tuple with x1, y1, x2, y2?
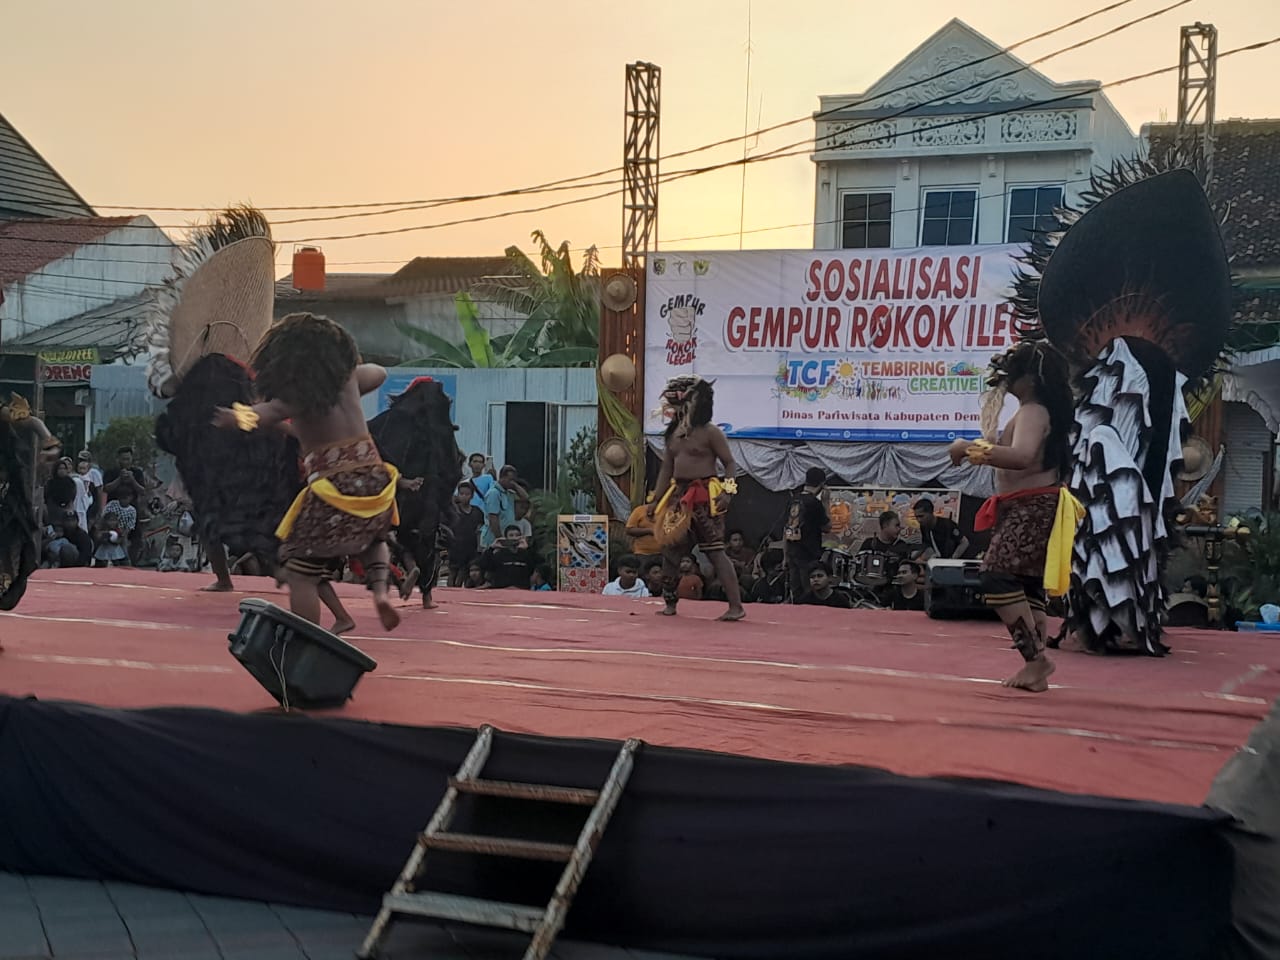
(5, 34, 1277, 255)
(11, 0, 1149, 221)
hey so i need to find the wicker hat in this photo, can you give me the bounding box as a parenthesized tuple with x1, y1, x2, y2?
(601, 273, 637, 312)
(146, 208, 275, 398)
(597, 436, 633, 476)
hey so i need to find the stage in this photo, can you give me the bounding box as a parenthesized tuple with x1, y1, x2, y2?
(2, 568, 1277, 805)
(3, 568, 1279, 958)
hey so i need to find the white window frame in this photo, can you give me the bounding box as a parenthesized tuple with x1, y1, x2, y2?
(918, 187, 979, 246)
(1005, 183, 1066, 244)
(838, 189, 895, 250)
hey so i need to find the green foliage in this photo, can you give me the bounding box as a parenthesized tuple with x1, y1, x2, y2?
(1222, 513, 1280, 620)
(563, 425, 597, 502)
(89, 416, 157, 469)
(396, 231, 600, 369)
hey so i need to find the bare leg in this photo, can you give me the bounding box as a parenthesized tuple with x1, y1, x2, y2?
(358, 541, 400, 631)
(707, 550, 746, 621)
(285, 570, 323, 625)
(202, 542, 234, 592)
(318, 580, 355, 634)
(992, 601, 1054, 692)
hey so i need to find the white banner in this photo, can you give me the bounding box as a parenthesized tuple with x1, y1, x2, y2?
(644, 246, 1024, 442)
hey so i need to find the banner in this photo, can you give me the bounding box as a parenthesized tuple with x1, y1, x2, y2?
(644, 246, 1023, 441)
(38, 347, 99, 385)
(557, 514, 609, 593)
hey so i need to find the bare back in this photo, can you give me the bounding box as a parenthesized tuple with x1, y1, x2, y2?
(993, 402, 1059, 494)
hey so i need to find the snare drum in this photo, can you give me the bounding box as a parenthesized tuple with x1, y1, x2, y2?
(822, 548, 853, 584)
(853, 550, 891, 586)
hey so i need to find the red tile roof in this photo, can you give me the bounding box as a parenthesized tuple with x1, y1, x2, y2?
(1147, 120, 1280, 269)
(275, 256, 513, 301)
(0, 216, 136, 286)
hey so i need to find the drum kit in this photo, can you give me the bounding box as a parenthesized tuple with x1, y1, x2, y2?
(822, 547, 890, 609)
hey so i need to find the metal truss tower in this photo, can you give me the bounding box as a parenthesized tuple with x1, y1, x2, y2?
(1177, 23, 1218, 178)
(622, 62, 660, 270)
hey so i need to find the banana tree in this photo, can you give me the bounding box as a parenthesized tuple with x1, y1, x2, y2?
(394, 231, 601, 368)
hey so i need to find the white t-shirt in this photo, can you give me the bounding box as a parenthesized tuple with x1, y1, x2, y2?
(71, 475, 93, 531)
(602, 578, 651, 598)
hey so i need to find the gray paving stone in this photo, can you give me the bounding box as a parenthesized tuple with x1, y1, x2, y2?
(0, 875, 51, 960)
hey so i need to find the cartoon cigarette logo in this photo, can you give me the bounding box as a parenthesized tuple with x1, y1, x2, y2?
(667, 305, 696, 345)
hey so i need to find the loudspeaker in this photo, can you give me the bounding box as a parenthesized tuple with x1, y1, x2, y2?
(228, 598, 377, 709)
(924, 559, 996, 620)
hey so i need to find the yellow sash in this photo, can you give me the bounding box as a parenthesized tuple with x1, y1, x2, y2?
(1043, 487, 1085, 598)
(276, 464, 401, 540)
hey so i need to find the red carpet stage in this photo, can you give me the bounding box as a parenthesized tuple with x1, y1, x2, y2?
(3, 568, 1277, 805)
(3, 568, 1279, 959)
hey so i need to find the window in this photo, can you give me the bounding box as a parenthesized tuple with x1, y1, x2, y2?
(1006, 185, 1064, 243)
(841, 192, 893, 249)
(920, 189, 977, 246)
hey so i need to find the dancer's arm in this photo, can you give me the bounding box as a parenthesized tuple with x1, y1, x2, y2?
(647, 447, 676, 518)
(210, 398, 290, 433)
(356, 363, 387, 396)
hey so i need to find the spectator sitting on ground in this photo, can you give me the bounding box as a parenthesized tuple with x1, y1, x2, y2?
(642, 559, 664, 599)
(603, 555, 651, 598)
(42, 518, 82, 568)
(750, 549, 787, 604)
(799, 562, 853, 608)
(888, 560, 926, 611)
(462, 561, 486, 589)
(1182, 575, 1209, 599)
(676, 555, 704, 600)
(480, 523, 536, 589)
(531, 564, 555, 591)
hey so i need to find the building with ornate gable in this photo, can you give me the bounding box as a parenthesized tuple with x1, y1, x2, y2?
(811, 19, 1139, 251)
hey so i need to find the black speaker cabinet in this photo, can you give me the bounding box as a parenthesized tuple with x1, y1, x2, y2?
(228, 598, 377, 709)
(924, 559, 996, 620)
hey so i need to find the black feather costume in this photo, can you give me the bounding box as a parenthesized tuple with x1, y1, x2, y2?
(0, 417, 39, 611)
(367, 378, 464, 597)
(1012, 163, 1235, 655)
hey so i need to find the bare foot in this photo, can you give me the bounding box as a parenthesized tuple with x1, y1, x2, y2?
(331, 618, 355, 635)
(375, 597, 401, 631)
(717, 607, 746, 622)
(399, 566, 418, 601)
(1002, 654, 1055, 692)
(422, 594, 438, 610)
(657, 602, 678, 617)
(201, 581, 234, 593)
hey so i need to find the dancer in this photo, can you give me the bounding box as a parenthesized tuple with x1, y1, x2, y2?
(146, 208, 299, 592)
(1011, 164, 1234, 655)
(0, 394, 50, 615)
(367, 377, 463, 608)
(949, 341, 1080, 692)
(214, 312, 402, 631)
(647, 376, 745, 621)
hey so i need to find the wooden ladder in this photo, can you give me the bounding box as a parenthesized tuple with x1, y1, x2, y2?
(357, 724, 641, 960)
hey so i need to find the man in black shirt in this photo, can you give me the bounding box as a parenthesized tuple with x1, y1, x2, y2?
(911, 498, 970, 561)
(798, 562, 853, 609)
(888, 560, 926, 611)
(856, 510, 910, 603)
(784, 467, 830, 603)
(479, 523, 536, 589)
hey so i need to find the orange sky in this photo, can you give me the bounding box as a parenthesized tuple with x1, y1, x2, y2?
(3, 0, 1278, 275)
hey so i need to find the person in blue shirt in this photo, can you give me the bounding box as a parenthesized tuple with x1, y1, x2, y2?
(467, 452, 496, 509)
(480, 464, 527, 548)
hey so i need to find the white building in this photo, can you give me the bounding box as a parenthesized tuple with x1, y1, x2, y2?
(811, 19, 1140, 251)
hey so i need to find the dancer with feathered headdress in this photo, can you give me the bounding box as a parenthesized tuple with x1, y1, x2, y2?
(0, 394, 53, 616)
(146, 208, 355, 630)
(647, 376, 746, 621)
(1011, 160, 1235, 655)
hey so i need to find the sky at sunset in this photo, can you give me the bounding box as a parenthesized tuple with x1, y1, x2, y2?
(3, 0, 1278, 276)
